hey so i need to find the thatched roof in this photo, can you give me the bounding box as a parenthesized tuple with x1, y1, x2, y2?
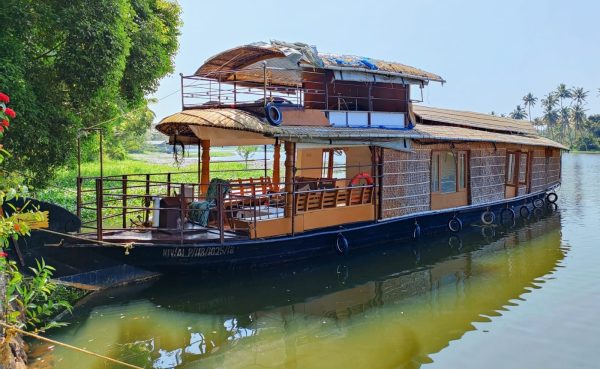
(413, 105, 537, 135)
(195, 41, 445, 84)
(156, 108, 566, 149)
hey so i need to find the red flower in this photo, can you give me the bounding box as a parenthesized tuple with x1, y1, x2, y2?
(0, 126, 4, 132)
(0, 251, 7, 258)
(13, 224, 21, 232)
(2, 119, 9, 127)
(4, 107, 16, 118)
(0, 92, 9, 103)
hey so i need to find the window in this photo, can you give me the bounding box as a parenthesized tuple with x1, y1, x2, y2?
(322, 149, 334, 178)
(431, 151, 468, 193)
(506, 152, 517, 185)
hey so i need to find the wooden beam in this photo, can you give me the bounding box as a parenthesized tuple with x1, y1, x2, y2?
(284, 141, 294, 217)
(273, 140, 281, 191)
(201, 140, 211, 195)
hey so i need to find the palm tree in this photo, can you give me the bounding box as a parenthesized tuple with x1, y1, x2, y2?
(571, 87, 588, 106)
(559, 106, 571, 142)
(522, 93, 537, 123)
(555, 84, 572, 109)
(541, 93, 559, 138)
(510, 105, 527, 120)
(570, 104, 587, 132)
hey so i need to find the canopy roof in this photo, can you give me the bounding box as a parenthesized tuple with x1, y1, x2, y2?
(413, 105, 537, 135)
(195, 40, 445, 85)
(156, 108, 566, 150)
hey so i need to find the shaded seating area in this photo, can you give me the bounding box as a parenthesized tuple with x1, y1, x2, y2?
(188, 178, 230, 227)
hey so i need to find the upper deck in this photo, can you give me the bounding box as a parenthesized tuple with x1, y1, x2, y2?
(180, 41, 445, 129)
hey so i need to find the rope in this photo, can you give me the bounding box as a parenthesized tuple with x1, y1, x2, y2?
(0, 322, 143, 369)
(35, 228, 135, 254)
(84, 88, 181, 131)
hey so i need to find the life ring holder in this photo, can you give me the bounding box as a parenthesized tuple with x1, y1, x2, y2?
(264, 103, 283, 126)
(349, 172, 374, 186)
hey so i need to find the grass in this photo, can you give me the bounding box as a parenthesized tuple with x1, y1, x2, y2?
(36, 156, 270, 228)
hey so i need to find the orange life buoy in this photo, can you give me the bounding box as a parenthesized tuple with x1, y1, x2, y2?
(349, 172, 374, 186)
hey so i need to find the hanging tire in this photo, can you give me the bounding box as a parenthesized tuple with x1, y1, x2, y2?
(335, 233, 349, 256)
(264, 103, 283, 126)
(546, 192, 558, 204)
(533, 198, 545, 208)
(519, 205, 531, 219)
(481, 210, 495, 225)
(413, 223, 421, 240)
(448, 217, 463, 233)
(500, 207, 516, 224)
(547, 202, 559, 212)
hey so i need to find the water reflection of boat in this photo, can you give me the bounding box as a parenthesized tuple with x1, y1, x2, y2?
(31, 212, 564, 369)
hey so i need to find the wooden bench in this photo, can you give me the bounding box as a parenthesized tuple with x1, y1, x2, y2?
(295, 186, 373, 213)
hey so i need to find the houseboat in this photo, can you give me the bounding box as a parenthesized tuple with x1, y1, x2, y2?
(12, 40, 565, 270)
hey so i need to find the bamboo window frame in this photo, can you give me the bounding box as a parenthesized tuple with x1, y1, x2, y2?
(431, 150, 469, 194)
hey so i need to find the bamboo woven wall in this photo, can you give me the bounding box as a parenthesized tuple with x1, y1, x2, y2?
(380, 142, 562, 220)
(381, 147, 431, 218)
(530, 149, 547, 193)
(470, 145, 506, 205)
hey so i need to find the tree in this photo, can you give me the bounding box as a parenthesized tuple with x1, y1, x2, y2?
(541, 93, 559, 138)
(0, 0, 182, 186)
(236, 146, 259, 169)
(555, 84, 572, 109)
(510, 105, 527, 120)
(522, 93, 537, 123)
(571, 87, 588, 106)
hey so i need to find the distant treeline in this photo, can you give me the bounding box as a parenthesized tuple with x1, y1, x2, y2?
(498, 85, 600, 151)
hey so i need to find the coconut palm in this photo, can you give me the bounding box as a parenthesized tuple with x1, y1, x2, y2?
(510, 105, 527, 120)
(555, 84, 572, 109)
(522, 93, 537, 123)
(571, 87, 588, 106)
(541, 93, 559, 138)
(558, 106, 571, 142)
(570, 104, 587, 132)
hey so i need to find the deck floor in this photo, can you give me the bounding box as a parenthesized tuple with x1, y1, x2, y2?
(84, 224, 243, 243)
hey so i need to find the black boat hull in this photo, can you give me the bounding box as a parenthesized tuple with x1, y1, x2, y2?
(16, 190, 558, 275)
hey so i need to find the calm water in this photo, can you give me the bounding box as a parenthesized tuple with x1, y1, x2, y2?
(30, 153, 600, 369)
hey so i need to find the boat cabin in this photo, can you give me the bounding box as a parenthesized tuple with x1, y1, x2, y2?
(75, 41, 565, 245)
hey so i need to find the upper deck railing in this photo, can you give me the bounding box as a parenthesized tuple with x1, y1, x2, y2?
(181, 67, 412, 113)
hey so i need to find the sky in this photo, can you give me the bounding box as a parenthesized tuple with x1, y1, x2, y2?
(150, 0, 600, 121)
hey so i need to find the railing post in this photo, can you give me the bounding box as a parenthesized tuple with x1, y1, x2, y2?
(76, 177, 82, 219)
(167, 173, 172, 196)
(179, 183, 185, 244)
(95, 178, 103, 241)
(145, 174, 151, 223)
(263, 62, 267, 106)
(122, 175, 128, 229)
(218, 183, 225, 244)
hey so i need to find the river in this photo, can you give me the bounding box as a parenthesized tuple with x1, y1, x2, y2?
(29, 153, 600, 369)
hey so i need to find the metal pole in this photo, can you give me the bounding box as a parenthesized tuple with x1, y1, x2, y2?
(95, 178, 103, 241)
(264, 145, 268, 179)
(122, 175, 128, 229)
(218, 183, 225, 244)
(179, 183, 185, 244)
(263, 62, 267, 106)
(180, 73, 184, 109)
(99, 130, 104, 179)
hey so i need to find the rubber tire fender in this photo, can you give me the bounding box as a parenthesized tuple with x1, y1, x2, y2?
(519, 205, 531, 219)
(265, 103, 283, 126)
(448, 217, 463, 233)
(546, 192, 558, 204)
(335, 233, 349, 256)
(481, 210, 495, 225)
